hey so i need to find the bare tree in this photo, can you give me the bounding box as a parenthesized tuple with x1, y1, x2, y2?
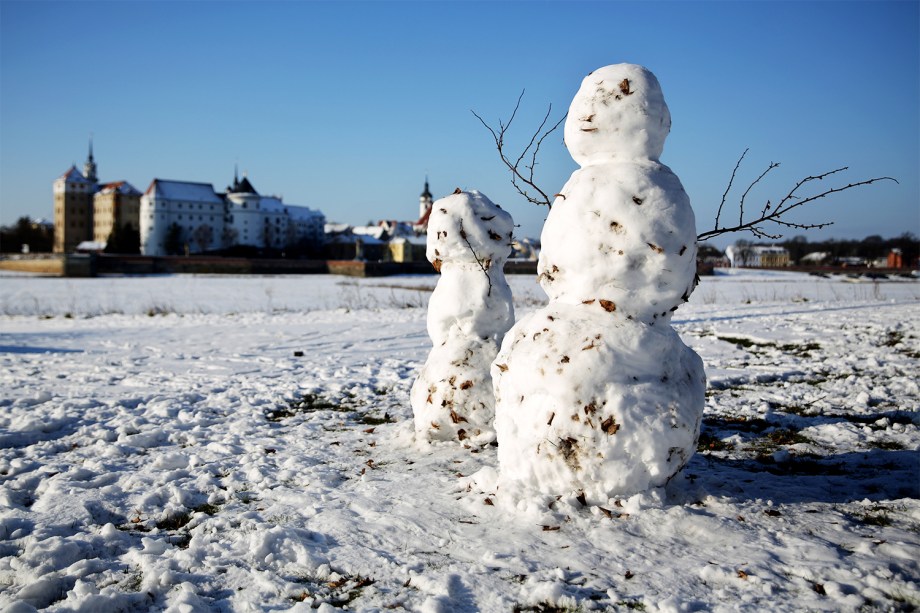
(473, 93, 897, 243)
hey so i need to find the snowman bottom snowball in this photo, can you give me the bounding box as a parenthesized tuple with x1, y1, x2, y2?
(492, 303, 706, 502)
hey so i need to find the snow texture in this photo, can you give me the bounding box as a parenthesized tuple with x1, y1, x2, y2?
(494, 64, 704, 500)
(0, 271, 918, 611)
(411, 190, 514, 444)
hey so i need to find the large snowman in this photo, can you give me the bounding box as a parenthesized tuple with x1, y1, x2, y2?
(492, 64, 706, 502)
(411, 190, 515, 445)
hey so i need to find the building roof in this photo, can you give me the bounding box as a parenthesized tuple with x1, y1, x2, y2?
(98, 181, 141, 196)
(145, 179, 224, 203)
(229, 176, 258, 195)
(57, 165, 93, 184)
(421, 179, 432, 199)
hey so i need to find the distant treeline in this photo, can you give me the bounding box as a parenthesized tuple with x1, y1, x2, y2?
(0, 217, 53, 253)
(775, 233, 918, 265)
(699, 232, 918, 265)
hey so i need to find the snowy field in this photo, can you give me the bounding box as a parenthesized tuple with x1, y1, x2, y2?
(1, 270, 918, 612)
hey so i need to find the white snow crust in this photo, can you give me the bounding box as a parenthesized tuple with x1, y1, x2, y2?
(0, 272, 917, 611)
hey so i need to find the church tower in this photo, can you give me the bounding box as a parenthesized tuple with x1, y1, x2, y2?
(419, 177, 433, 219)
(83, 137, 98, 183)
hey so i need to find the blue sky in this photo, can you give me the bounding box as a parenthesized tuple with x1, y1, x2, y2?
(1, 0, 917, 248)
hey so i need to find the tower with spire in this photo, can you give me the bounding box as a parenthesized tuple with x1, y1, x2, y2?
(419, 177, 433, 219)
(83, 137, 98, 183)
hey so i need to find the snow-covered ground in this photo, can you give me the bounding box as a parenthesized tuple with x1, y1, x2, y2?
(0, 270, 918, 612)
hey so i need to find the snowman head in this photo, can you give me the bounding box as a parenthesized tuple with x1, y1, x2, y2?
(563, 64, 672, 165)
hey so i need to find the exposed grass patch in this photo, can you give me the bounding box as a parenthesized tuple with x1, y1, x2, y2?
(697, 432, 735, 452)
(715, 335, 821, 358)
(289, 573, 375, 607)
(766, 428, 812, 446)
(266, 392, 353, 422)
(514, 604, 585, 613)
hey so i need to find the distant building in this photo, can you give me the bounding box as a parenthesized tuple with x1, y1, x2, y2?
(53, 163, 96, 253)
(324, 179, 434, 262)
(139, 171, 325, 256)
(888, 248, 903, 268)
(93, 181, 142, 245)
(725, 244, 790, 268)
(54, 141, 140, 253)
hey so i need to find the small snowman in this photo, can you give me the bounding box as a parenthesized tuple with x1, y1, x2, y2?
(492, 64, 705, 502)
(411, 190, 515, 445)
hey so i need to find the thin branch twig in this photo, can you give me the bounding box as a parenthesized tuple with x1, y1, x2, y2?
(472, 90, 566, 208)
(458, 218, 493, 297)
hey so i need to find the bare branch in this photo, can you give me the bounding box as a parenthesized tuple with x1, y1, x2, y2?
(697, 155, 898, 242)
(458, 218, 493, 296)
(472, 90, 566, 208)
(715, 148, 747, 232)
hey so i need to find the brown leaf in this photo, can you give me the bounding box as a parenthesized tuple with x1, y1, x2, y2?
(737, 570, 748, 580)
(453, 187, 462, 194)
(764, 509, 782, 517)
(599, 299, 616, 312)
(598, 507, 613, 519)
(647, 242, 664, 254)
(488, 230, 502, 241)
(632, 196, 643, 205)
(432, 258, 442, 273)
(575, 492, 587, 506)
(484, 497, 494, 506)
(363, 428, 375, 434)
(581, 299, 595, 305)
(457, 429, 467, 441)
(460, 380, 474, 390)
(618, 78, 633, 95)
(449, 409, 468, 424)
(547, 412, 555, 426)
(625, 570, 634, 580)
(560, 356, 570, 364)
(495, 363, 508, 372)
(430, 421, 440, 430)
(553, 193, 566, 200)
(679, 245, 687, 256)
(542, 525, 560, 531)
(601, 416, 620, 435)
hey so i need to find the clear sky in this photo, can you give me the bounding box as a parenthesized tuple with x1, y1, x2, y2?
(1, 0, 917, 248)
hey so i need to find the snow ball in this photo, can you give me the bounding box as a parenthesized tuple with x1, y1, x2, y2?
(493, 304, 705, 500)
(564, 63, 672, 164)
(426, 190, 514, 268)
(539, 163, 697, 320)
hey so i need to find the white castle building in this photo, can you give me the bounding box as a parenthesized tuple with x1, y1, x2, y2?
(140, 171, 325, 256)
